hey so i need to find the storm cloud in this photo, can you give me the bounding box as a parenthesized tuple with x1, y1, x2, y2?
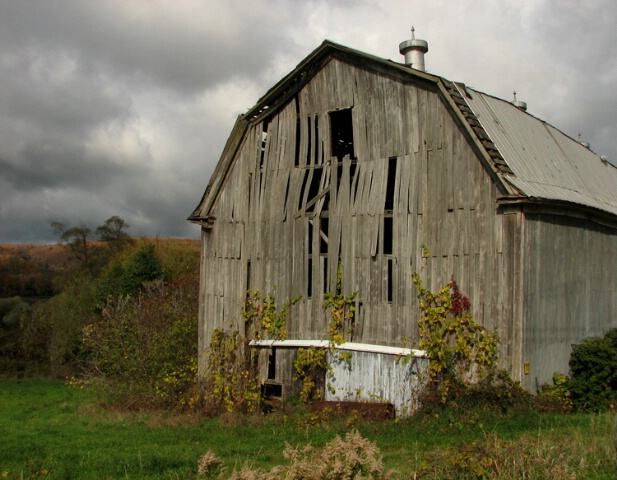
(1, 0, 615, 243)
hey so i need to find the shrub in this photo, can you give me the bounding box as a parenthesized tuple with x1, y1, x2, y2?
(201, 327, 261, 415)
(534, 372, 572, 414)
(201, 430, 392, 480)
(78, 273, 199, 409)
(568, 328, 617, 412)
(412, 268, 500, 405)
(96, 243, 164, 304)
(201, 291, 300, 415)
(19, 276, 99, 377)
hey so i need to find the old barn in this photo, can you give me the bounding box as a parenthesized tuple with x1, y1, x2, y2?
(189, 38, 617, 403)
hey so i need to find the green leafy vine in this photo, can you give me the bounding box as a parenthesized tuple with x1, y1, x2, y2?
(412, 245, 499, 403)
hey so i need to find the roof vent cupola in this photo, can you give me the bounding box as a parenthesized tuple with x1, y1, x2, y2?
(512, 91, 527, 111)
(399, 27, 428, 71)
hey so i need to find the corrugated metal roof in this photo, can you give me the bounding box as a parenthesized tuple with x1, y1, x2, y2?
(462, 87, 617, 216)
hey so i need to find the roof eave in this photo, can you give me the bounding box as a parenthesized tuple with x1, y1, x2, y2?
(497, 196, 617, 228)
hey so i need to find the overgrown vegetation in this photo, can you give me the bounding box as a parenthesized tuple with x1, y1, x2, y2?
(201, 290, 301, 415)
(1, 231, 616, 480)
(413, 270, 500, 404)
(294, 265, 358, 402)
(1, 379, 615, 479)
(199, 430, 390, 479)
(0, 216, 201, 409)
(567, 328, 617, 412)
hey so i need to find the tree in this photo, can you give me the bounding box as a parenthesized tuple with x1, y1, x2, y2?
(51, 221, 95, 272)
(96, 216, 133, 253)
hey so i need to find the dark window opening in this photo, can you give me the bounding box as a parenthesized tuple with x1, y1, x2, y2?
(294, 99, 301, 167)
(387, 259, 394, 303)
(307, 221, 314, 255)
(305, 167, 323, 213)
(330, 108, 355, 161)
(314, 115, 320, 164)
(383, 216, 393, 255)
(246, 261, 251, 292)
(263, 382, 282, 398)
(319, 217, 329, 254)
(374, 227, 379, 258)
(298, 169, 310, 210)
(283, 174, 290, 215)
(336, 163, 343, 196)
(385, 157, 397, 211)
(267, 348, 276, 380)
(260, 119, 270, 170)
(322, 191, 330, 212)
(323, 257, 329, 294)
(248, 174, 252, 211)
(307, 258, 313, 298)
(351, 163, 360, 204)
(306, 116, 312, 166)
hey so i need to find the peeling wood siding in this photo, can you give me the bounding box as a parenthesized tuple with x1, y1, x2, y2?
(199, 58, 521, 385)
(521, 213, 617, 390)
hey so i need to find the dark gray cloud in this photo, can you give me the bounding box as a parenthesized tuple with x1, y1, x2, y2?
(0, 0, 614, 244)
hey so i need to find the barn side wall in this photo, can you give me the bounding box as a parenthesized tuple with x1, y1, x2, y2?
(521, 213, 617, 391)
(198, 58, 520, 387)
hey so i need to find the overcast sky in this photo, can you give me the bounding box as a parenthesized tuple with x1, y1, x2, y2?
(1, 0, 615, 244)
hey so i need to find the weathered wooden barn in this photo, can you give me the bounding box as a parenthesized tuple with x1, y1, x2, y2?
(189, 39, 617, 399)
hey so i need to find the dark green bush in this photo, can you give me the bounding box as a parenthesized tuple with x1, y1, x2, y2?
(96, 243, 164, 304)
(568, 328, 617, 412)
(13, 277, 98, 377)
(80, 274, 199, 409)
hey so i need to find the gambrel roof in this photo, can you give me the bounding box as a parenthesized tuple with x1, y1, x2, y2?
(190, 40, 617, 225)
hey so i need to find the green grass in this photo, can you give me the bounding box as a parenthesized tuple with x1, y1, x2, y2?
(1, 378, 615, 479)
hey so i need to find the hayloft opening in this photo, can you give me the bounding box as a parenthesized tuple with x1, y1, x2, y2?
(330, 108, 355, 160)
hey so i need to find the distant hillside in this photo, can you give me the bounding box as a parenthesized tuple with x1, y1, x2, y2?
(0, 239, 200, 298)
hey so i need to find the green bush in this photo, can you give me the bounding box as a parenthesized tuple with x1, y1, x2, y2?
(96, 243, 164, 304)
(568, 328, 617, 412)
(80, 273, 199, 409)
(534, 372, 573, 414)
(29, 276, 98, 376)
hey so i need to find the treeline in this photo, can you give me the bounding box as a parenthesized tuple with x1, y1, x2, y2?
(0, 217, 201, 409)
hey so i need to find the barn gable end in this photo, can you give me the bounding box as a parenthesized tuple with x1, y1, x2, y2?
(191, 40, 617, 399)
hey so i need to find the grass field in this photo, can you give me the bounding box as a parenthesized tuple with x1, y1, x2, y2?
(1, 378, 615, 479)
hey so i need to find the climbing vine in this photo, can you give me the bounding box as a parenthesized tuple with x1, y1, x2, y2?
(412, 246, 499, 403)
(202, 289, 300, 414)
(324, 264, 358, 346)
(294, 265, 358, 402)
(202, 328, 261, 414)
(242, 289, 300, 342)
